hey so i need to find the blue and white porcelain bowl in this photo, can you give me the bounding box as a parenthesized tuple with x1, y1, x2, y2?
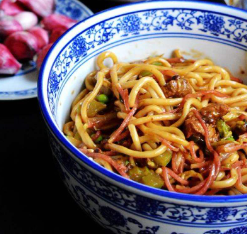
(38, 1, 247, 233)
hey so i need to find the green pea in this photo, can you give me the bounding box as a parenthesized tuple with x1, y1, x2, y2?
(152, 61, 163, 66)
(96, 94, 109, 104)
(140, 70, 152, 77)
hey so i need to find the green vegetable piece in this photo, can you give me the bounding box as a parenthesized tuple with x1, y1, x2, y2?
(140, 70, 152, 77)
(95, 135, 103, 143)
(96, 94, 109, 104)
(153, 150, 172, 167)
(128, 166, 164, 188)
(152, 61, 163, 66)
(142, 171, 164, 188)
(216, 119, 233, 139)
(128, 166, 150, 182)
(224, 136, 235, 141)
(87, 99, 106, 117)
(128, 167, 143, 182)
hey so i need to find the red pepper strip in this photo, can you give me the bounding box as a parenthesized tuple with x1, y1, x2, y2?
(166, 58, 185, 63)
(114, 130, 130, 142)
(217, 143, 247, 153)
(162, 167, 175, 192)
(239, 114, 247, 121)
(177, 156, 185, 174)
(108, 105, 138, 144)
(236, 167, 242, 187)
(175, 180, 206, 194)
(116, 85, 130, 112)
(172, 153, 179, 174)
(159, 137, 179, 152)
(79, 149, 129, 179)
(192, 109, 221, 179)
(175, 110, 221, 195)
(243, 158, 247, 168)
(177, 90, 228, 113)
(192, 109, 213, 153)
(231, 76, 243, 84)
(161, 70, 178, 77)
(195, 163, 215, 195)
(123, 89, 130, 111)
(165, 167, 189, 186)
(232, 160, 244, 169)
(185, 90, 228, 105)
(189, 141, 204, 163)
(103, 151, 118, 156)
(91, 131, 101, 141)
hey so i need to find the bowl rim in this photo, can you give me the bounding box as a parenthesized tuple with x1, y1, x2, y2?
(38, 0, 247, 203)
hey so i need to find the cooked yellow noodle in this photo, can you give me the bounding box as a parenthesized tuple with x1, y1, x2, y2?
(210, 169, 238, 189)
(81, 71, 105, 123)
(97, 51, 118, 70)
(63, 49, 247, 195)
(108, 143, 167, 158)
(128, 124, 142, 151)
(94, 158, 113, 171)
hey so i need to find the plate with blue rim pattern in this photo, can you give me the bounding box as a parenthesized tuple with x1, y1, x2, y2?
(0, 0, 93, 100)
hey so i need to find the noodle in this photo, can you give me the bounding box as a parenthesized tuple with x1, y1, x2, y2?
(63, 49, 247, 195)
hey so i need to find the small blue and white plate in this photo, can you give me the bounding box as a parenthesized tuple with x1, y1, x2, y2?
(0, 0, 93, 100)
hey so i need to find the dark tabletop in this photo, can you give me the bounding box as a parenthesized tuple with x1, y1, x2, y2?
(0, 0, 225, 233)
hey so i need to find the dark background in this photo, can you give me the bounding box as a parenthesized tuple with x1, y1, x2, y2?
(0, 0, 225, 233)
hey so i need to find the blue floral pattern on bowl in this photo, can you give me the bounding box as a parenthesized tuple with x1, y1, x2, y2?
(173, 226, 247, 234)
(52, 139, 247, 226)
(200, 13, 225, 34)
(48, 132, 247, 234)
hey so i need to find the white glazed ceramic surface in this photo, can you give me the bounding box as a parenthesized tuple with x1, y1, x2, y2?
(38, 1, 247, 234)
(0, 0, 93, 100)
